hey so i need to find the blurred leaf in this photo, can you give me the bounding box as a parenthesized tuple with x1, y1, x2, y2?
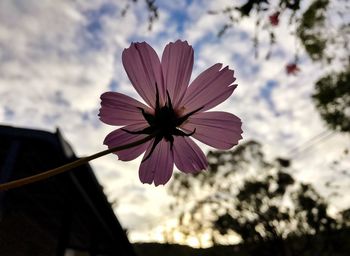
(312, 68, 350, 132)
(297, 0, 329, 61)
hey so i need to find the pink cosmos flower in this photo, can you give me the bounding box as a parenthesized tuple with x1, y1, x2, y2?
(99, 40, 242, 186)
(286, 63, 300, 75)
(269, 12, 280, 26)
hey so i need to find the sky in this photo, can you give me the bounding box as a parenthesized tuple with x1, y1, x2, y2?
(0, 0, 349, 246)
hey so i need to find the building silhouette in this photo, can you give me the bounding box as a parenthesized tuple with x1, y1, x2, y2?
(0, 125, 137, 256)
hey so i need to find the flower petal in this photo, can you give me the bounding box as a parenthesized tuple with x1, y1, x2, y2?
(122, 42, 164, 108)
(99, 92, 152, 126)
(161, 40, 194, 108)
(139, 139, 174, 186)
(103, 122, 150, 161)
(181, 111, 243, 150)
(173, 136, 208, 173)
(181, 64, 237, 113)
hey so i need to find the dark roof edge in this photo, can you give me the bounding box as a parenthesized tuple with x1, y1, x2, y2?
(54, 128, 137, 256)
(0, 124, 137, 256)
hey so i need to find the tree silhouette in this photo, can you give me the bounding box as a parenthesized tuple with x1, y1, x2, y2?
(167, 141, 345, 247)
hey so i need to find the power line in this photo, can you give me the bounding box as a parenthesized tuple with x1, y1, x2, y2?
(288, 130, 336, 158)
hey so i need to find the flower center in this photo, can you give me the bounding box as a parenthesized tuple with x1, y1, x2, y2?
(136, 92, 196, 142)
(154, 104, 179, 141)
(122, 87, 202, 161)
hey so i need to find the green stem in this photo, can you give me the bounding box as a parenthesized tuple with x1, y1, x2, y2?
(0, 134, 155, 191)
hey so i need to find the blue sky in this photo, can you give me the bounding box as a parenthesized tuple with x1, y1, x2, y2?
(0, 0, 349, 246)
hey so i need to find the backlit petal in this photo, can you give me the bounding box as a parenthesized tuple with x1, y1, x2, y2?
(181, 64, 236, 113)
(139, 139, 174, 186)
(103, 122, 150, 161)
(122, 42, 164, 108)
(99, 92, 153, 126)
(181, 111, 243, 150)
(161, 40, 194, 108)
(173, 136, 208, 173)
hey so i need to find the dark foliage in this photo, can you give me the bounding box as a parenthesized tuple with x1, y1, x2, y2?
(208, 0, 350, 135)
(167, 141, 348, 250)
(297, 0, 329, 61)
(209, 0, 350, 71)
(312, 68, 350, 133)
(236, 0, 270, 17)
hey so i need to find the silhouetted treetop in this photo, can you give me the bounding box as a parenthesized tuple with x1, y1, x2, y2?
(167, 141, 344, 247)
